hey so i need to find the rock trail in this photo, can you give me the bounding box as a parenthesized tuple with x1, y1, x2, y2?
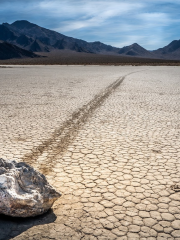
(22, 72, 138, 175)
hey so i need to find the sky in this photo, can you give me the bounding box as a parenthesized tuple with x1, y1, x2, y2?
(0, 0, 180, 50)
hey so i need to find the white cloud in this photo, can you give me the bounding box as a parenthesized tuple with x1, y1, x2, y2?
(138, 12, 170, 26)
(1, 0, 180, 49)
(40, 0, 144, 32)
(39, 0, 143, 16)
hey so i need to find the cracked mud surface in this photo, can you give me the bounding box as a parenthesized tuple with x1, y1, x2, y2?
(0, 66, 180, 239)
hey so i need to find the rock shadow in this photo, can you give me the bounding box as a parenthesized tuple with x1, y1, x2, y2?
(0, 209, 56, 240)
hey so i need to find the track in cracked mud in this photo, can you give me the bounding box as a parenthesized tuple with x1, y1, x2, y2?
(22, 72, 137, 174)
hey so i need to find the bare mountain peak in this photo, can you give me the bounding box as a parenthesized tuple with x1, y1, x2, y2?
(11, 20, 37, 29)
(131, 43, 139, 46)
(118, 42, 154, 57)
(130, 43, 146, 49)
(0, 20, 179, 60)
(92, 41, 102, 45)
(153, 39, 180, 58)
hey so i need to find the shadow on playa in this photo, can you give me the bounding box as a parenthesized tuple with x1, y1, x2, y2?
(0, 209, 56, 240)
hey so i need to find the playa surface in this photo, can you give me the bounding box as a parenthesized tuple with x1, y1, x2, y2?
(0, 66, 180, 240)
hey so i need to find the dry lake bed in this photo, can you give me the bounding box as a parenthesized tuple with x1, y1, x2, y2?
(0, 65, 180, 240)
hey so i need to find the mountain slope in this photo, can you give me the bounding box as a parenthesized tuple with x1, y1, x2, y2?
(6, 21, 119, 53)
(5, 20, 65, 45)
(1, 20, 125, 55)
(0, 41, 39, 60)
(0, 20, 179, 60)
(1, 22, 50, 52)
(118, 43, 156, 58)
(153, 40, 180, 59)
(0, 24, 17, 41)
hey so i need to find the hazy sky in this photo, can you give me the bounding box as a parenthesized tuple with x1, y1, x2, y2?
(0, 0, 179, 50)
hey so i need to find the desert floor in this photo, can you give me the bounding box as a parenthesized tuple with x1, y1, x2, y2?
(0, 50, 180, 65)
(0, 66, 180, 240)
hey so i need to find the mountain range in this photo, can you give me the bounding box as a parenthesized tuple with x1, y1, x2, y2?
(0, 20, 180, 60)
(0, 41, 39, 60)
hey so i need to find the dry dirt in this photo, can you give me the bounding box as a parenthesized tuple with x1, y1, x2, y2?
(0, 50, 180, 66)
(0, 66, 180, 240)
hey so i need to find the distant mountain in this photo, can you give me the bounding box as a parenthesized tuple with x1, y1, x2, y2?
(0, 22, 50, 52)
(0, 20, 137, 56)
(153, 40, 180, 60)
(0, 21, 97, 53)
(0, 20, 179, 60)
(0, 41, 39, 60)
(118, 43, 156, 58)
